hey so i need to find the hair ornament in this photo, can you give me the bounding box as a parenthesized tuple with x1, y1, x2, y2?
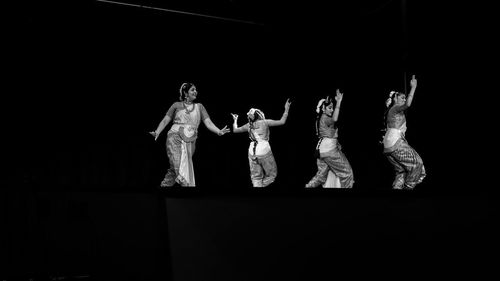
(316, 99, 326, 114)
(179, 82, 188, 100)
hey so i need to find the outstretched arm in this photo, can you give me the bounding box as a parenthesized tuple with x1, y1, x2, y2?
(266, 98, 292, 127)
(149, 114, 172, 141)
(231, 114, 249, 133)
(406, 74, 417, 107)
(203, 118, 230, 136)
(333, 89, 343, 122)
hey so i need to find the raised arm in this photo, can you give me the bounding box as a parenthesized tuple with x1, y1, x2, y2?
(266, 98, 292, 127)
(332, 89, 343, 122)
(149, 114, 172, 141)
(406, 75, 417, 107)
(203, 117, 230, 136)
(231, 113, 250, 133)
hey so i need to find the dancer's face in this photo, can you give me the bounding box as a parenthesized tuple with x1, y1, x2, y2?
(324, 104, 334, 116)
(394, 94, 406, 106)
(247, 112, 256, 122)
(186, 86, 197, 102)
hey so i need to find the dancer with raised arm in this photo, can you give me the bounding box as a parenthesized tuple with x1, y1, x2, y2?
(382, 75, 426, 189)
(305, 89, 354, 188)
(231, 99, 291, 187)
(150, 82, 230, 187)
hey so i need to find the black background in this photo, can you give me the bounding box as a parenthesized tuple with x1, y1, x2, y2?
(2, 1, 495, 280)
(4, 0, 489, 191)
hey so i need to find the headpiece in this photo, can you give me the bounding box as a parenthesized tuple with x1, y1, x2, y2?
(386, 91, 397, 107)
(316, 96, 331, 113)
(179, 82, 192, 101)
(247, 108, 265, 120)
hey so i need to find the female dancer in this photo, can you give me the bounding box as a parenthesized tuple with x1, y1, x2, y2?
(231, 99, 291, 187)
(150, 82, 230, 187)
(305, 89, 354, 188)
(383, 75, 426, 189)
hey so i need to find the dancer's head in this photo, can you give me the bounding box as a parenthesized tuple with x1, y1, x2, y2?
(316, 96, 334, 117)
(179, 82, 197, 102)
(385, 91, 406, 107)
(247, 108, 265, 123)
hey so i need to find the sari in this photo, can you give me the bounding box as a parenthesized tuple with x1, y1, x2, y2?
(161, 103, 204, 187)
(383, 105, 426, 189)
(306, 114, 354, 188)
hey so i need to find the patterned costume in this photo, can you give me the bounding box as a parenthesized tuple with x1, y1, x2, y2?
(160, 102, 209, 187)
(248, 119, 278, 187)
(383, 103, 426, 189)
(306, 114, 354, 188)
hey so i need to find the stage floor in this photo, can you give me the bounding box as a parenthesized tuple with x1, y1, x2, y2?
(2, 187, 498, 280)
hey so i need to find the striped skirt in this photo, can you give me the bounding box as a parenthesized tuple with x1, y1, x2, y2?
(306, 139, 354, 188)
(161, 132, 196, 187)
(384, 138, 426, 189)
(248, 150, 277, 187)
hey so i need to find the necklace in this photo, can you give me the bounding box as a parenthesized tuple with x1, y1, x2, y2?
(183, 101, 195, 114)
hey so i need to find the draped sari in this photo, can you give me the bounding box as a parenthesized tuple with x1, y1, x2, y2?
(383, 105, 426, 189)
(161, 103, 206, 187)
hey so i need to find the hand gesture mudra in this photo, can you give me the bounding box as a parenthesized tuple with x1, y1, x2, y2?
(231, 113, 238, 120)
(149, 131, 159, 141)
(284, 98, 292, 111)
(335, 89, 343, 102)
(218, 125, 230, 136)
(410, 74, 417, 88)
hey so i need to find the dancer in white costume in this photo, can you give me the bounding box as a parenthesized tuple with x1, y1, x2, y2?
(231, 99, 292, 187)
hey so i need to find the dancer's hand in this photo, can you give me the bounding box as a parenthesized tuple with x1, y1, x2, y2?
(335, 89, 343, 102)
(231, 113, 238, 121)
(284, 98, 292, 112)
(218, 125, 230, 136)
(149, 131, 159, 141)
(410, 74, 417, 88)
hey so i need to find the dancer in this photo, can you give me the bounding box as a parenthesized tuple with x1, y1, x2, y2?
(382, 75, 426, 189)
(231, 99, 292, 187)
(150, 82, 230, 187)
(305, 89, 354, 188)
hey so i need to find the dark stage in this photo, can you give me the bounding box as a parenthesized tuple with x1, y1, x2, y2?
(2, 189, 498, 280)
(2, 1, 493, 280)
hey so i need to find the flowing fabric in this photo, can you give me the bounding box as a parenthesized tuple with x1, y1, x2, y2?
(384, 138, 426, 189)
(247, 120, 277, 187)
(306, 138, 354, 189)
(319, 138, 345, 188)
(162, 133, 196, 186)
(383, 106, 426, 189)
(178, 140, 195, 186)
(248, 150, 277, 187)
(324, 171, 341, 188)
(161, 103, 201, 187)
(306, 114, 354, 188)
(383, 122, 406, 149)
